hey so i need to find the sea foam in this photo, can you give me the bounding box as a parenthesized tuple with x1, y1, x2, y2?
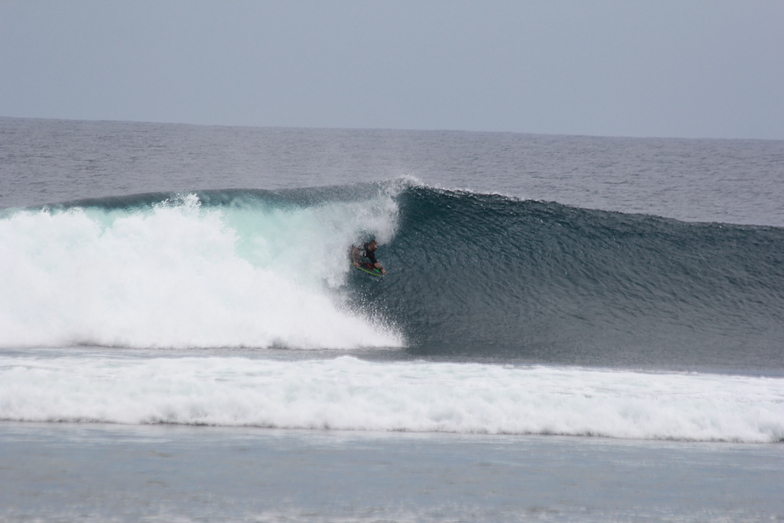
(1, 354, 781, 443)
(0, 193, 402, 349)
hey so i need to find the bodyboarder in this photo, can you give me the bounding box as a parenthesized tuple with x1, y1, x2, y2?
(351, 240, 386, 275)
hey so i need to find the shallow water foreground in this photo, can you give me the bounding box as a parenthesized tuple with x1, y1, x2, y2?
(1, 422, 782, 522)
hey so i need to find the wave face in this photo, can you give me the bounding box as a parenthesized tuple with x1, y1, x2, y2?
(357, 185, 784, 371)
(2, 182, 783, 370)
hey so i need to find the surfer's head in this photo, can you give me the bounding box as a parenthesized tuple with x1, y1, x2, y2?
(366, 240, 378, 251)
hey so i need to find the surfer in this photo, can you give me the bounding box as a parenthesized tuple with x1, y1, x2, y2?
(351, 240, 386, 275)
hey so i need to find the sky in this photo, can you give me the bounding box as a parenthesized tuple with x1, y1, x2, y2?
(1, 0, 783, 140)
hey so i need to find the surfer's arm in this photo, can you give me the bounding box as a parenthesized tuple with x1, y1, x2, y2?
(364, 250, 385, 274)
(350, 246, 361, 266)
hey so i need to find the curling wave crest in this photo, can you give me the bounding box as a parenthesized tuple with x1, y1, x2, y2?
(0, 187, 403, 349)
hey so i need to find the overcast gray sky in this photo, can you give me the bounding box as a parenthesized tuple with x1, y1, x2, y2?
(1, 0, 782, 139)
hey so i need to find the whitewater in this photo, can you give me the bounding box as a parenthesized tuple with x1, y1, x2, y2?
(2, 354, 782, 442)
(0, 190, 402, 349)
(1, 117, 783, 522)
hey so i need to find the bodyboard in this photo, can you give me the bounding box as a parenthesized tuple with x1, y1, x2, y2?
(354, 262, 384, 277)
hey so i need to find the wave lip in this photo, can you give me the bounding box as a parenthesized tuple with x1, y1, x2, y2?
(1, 355, 782, 443)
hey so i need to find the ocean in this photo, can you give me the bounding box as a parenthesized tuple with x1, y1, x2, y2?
(1, 116, 783, 521)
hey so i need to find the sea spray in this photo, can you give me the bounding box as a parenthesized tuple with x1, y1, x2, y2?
(0, 189, 403, 349)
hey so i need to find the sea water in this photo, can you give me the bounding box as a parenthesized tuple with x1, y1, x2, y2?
(1, 117, 783, 521)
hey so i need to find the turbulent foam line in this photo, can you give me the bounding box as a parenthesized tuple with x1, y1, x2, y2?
(1, 355, 782, 443)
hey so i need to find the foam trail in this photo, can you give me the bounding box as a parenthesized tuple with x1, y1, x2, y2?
(1, 355, 782, 443)
(0, 193, 402, 349)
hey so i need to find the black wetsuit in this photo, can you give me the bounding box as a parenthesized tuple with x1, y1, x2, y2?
(352, 243, 378, 267)
(361, 244, 379, 266)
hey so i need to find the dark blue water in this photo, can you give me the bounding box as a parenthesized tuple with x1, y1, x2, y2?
(366, 186, 784, 371)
